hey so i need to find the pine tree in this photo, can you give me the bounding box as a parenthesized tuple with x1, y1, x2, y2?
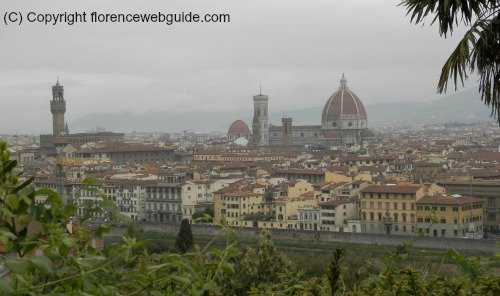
(175, 218, 194, 253)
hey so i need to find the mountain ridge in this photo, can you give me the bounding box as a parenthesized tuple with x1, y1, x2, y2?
(70, 88, 494, 133)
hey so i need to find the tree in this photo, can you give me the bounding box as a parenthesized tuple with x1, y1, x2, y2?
(175, 218, 194, 253)
(327, 248, 345, 294)
(263, 189, 275, 216)
(400, 0, 499, 123)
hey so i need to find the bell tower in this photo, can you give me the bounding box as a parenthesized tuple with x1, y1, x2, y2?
(252, 87, 269, 151)
(50, 79, 67, 137)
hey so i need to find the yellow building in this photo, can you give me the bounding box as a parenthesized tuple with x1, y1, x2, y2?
(213, 185, 272, 227)
(416, 194, 483, 238)
(360, 185, 425, 235)
(286, 180, 314, 199)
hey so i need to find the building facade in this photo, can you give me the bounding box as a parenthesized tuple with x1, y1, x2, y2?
(360, 185, 425, 235)
(416, 194, 484, 238)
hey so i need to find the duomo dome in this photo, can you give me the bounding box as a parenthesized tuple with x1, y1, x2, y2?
(321, 74, 367, 130)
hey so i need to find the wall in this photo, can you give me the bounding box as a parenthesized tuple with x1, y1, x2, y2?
(108, 222, 496, 253)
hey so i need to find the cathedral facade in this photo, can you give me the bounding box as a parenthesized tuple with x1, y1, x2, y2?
(228, 74, 374, 150)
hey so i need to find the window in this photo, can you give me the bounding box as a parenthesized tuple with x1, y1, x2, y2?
(452, 207, 458, 212)
(440, 206, 446, 212)
(440, 218, 446, 224)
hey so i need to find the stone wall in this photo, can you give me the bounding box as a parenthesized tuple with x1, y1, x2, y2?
(109, 222, 496, 253)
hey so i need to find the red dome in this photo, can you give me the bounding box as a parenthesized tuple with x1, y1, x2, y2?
(322, 74, 367, 121)
(360, 129, 375, 138)
(324, 129, 342, 139)
(228, 120, 251, 135)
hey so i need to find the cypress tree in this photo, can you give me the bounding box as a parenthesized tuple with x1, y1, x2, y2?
(175, 218, 194, 253)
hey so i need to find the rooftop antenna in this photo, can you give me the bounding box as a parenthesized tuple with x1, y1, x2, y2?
(259, 83, 262, 95)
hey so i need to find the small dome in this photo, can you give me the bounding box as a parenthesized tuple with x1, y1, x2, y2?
(228, 120, 251, 136)
(360, 129, 374, 138)
(324, 130, 342, 139)
(322, 74, 367, 122)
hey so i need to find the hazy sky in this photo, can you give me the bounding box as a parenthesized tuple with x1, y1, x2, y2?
(1, 0, 478, 134)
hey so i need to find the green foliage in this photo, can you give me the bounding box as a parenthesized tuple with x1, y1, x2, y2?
(327, 247, 345, 294)
(0, 141, 235, 295)
(400, 0, 500, 122)
(192, 207, 214, 223)
(218, 229, 330, 295)
(175, 218, 194, 253)
(242, 212, 274, 221)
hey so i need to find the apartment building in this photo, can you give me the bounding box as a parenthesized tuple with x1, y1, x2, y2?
(360, 184, 425, 235)
(416, 194, 483, 238)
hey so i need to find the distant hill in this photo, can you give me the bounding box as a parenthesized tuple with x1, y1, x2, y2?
(70, 88, 494, 133)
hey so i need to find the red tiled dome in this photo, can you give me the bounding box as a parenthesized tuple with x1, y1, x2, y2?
(322, 74, 367, 121)
(324, 129, 342, 139)
(360, 129, 375, 138)
(228, 120, 251, 135)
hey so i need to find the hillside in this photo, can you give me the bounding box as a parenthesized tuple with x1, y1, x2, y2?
(70, 88, 494, 132)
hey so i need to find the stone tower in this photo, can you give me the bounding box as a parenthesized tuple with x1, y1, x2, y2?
(50, 80, 67, 137)
(252, 90, 269, 150)
(282, 117, 292, 146)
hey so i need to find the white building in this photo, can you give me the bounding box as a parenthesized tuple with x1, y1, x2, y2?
(297, 205, 320, 231)
(319, 199, 358, 232)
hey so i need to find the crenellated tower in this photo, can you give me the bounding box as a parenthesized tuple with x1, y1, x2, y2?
(50, 80, 67, 136)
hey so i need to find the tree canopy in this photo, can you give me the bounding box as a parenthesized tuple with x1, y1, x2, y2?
(175, 218, 194, 253)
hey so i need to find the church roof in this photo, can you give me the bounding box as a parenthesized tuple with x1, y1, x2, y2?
(228, 120, 251, 135)
(322, 74, 367, 121)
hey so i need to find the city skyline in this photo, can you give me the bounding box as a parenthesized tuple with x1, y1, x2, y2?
(1, 0, 482, 134)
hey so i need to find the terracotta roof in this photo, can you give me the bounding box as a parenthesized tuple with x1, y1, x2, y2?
(324, 129, 342, 139)
(360, 185, 422, 194)
(228, 120, 251, 135)
(319, 199, 353, 207)
(273, 168, 325, 175)
(417, 194, 483, 205)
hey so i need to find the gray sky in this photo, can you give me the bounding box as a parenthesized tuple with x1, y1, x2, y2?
(1, 0, 478, 134)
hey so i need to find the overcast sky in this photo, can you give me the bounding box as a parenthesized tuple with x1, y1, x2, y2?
(1, 0, 478, 134)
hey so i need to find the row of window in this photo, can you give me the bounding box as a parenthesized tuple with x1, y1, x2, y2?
(365, 193, 415, 200)
(362, 212, 414, 223)
(363, 201, 415, 211)
(146, 203, 181, 211)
